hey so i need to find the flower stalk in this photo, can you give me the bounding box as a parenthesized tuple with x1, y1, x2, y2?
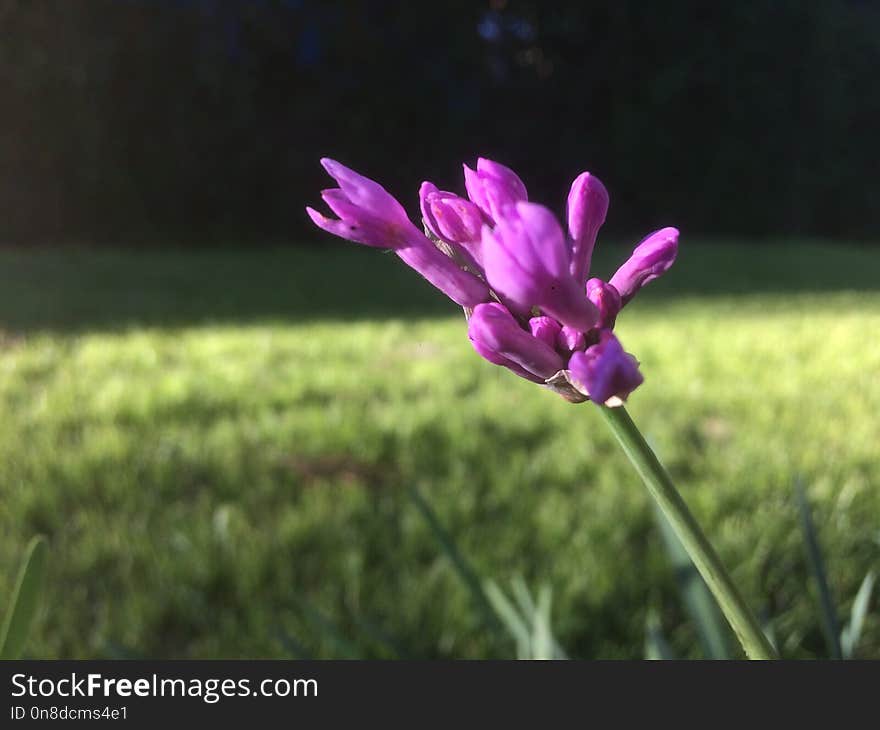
(598, 405, 778, 660)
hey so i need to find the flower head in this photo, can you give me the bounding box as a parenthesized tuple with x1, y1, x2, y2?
(308, 155, 678, 406)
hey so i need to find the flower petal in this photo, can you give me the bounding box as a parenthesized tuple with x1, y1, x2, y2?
(586, 278, 622, 330)
(469, 302, 565, 381)
(395, 236, 490, 307)
(610, 227, 679, 305)
(419, 182, 485, 273)
(567, 331, 644, 405)
(476, 157, 528, 200)
(305, 206, 390, 248)
(482, 202, 599, 331)
(528, 316, 562, 349)
(463, 157, 528, 222)
(556, 325, 586, 355)
(320, 158, 409, 225)
(567, 172, 609, 283)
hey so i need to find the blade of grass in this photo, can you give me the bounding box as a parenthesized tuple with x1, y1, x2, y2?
(841, 570, 876, 659)
(409, 486, 503, 638)
(655, 506, 731, 659)
(483, 580, 531, 658)
(795, 478, 843, 659)
(510, 576, 538, 621)
(0, 536, 49, 660)
(532, 585, 554, 660)
(645, 609, 677, 660)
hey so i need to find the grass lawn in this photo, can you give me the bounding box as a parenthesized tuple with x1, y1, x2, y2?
(0, 240, 878, 659)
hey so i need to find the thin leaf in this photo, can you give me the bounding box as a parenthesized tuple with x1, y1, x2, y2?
(409, 486, 503, 637)
(645, 609, 677, 660)
(795, 479, 843, 659)
(0, 536, 49, 660)
(483, 580, 530, 658)
(532, 585, 553, 660)
(510, 576, 538, 622)
(655, 507, 731, 659)
(841, 571, 876, 659)
(761, 614, 781, 656)
(485, 580, 567, 659)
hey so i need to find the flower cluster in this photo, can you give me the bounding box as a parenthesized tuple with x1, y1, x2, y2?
(307, 157, 678, 405)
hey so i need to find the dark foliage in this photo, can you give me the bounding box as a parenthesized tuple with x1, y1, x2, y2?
(1, 0, 878, 243)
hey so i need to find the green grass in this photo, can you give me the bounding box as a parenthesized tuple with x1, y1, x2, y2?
(0, 240, 879, 658)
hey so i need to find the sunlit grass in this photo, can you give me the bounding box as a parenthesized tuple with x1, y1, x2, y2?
(0, 244, 878, 658)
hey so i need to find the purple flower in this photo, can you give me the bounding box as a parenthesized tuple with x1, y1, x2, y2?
(567, 331, 644, 406)
(418, 182, 485, 272)
(482, 201, 599, 332)
(610, 227, 679, 305)
(307, 159, 490, 307)
(307, 155, 679, 407)
(463, 158, 528, 223)
(469, 303, 565, 383)
(567, 172, 609, 283)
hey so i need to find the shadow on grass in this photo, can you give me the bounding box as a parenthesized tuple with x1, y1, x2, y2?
(1, 239, 878, 333)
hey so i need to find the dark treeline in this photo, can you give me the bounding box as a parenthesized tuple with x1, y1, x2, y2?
(1, 0, 878, 245)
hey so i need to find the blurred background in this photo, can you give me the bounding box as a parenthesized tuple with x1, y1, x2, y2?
(0, 0, 878, 659)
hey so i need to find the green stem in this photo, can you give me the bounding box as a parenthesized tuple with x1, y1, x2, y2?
(598, 405, 778, 660)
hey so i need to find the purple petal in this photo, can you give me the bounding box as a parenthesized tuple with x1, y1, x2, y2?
(506, 202, 570, 277)
(395, 236, 490, 307)
(307, 204, 400, 248)
(306, 206, 372, 244)
(308, 160, 490, 306)
(481, 202, 599, 332)
(476, 158, 528, 200)
(567, 331, 644, 405)
(463, 157, 528, 222)
(469, 336, 543, 383)
(462, 165, 491, 220)
(419, 182, 485, 272)
(556, 325, 586, 355)
(316, 189, 407, 248)
(586, 278, 622, 329)
(567, 172, 609, 283)
(610, 227, 679, 305)
(320, 158, 409, 225)
(308, 160, 418, 249)
(469, 302, 565, 381)
(528, 316, 562, 349)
